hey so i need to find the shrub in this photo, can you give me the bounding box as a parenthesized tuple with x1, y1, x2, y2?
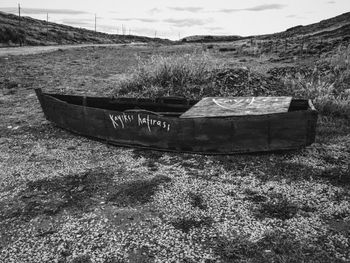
(114, 52, 223, 98)
(0, 26, 25, 45)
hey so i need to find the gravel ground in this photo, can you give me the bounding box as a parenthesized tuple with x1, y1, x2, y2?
(0, 43, 349, 263)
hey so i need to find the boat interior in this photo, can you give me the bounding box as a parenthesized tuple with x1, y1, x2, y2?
(50, 94, 196, 116)
(48, 93, 313, 117)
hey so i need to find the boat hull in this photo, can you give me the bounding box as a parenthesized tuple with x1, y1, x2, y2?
(35, 89, 318, 154)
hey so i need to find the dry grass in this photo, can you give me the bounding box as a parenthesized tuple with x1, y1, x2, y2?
(115, 51, 223, 98)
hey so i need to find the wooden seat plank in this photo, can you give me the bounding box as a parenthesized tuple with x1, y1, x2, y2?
(180, 97, 292, 118)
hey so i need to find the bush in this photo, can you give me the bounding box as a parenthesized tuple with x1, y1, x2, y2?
(114, 52, 223, 98)
(0, 26, 25, 45)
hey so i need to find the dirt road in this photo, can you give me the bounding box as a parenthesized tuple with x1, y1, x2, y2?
(0, 43, 142, 57)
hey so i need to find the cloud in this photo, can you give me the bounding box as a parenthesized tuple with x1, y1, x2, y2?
(15, 8, 88, 15)
(245, 4, 286, 11)
(114, 17, 158, 23)
(204, 26, 225, 31)
(168, 6, 203, 12)
(327, 0, 336, 3)
(130, 27, 158, 36)
(61, 19, 91, 26)
(99, 24, 121, 32)
(163, 18, 211, 27)
(149, 8, 161, 14)
(0, 7, 17, 13)
(219, 4, 285, 13)
(286, 14, 305, 19)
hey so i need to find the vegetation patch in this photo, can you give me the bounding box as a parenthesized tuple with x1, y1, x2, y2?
(211, 230, 339, 263)
(244, 189, 268, 203)
(255, 231, 336, 263)
(0, 169, 114, 221)
(106, 175, 171, 206)
(188, 192, 207, 210)
(213, 234, 259, 262)
(282, 45, 350, 119)
(255, 193, 299, 220)
(218, 47, 237, 52)
(115, 52, 221, 99)
(171, 216, 213, 233)
(114, 53, 284, 99)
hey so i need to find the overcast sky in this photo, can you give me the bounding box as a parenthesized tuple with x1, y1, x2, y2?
(0, 0, 349, 39)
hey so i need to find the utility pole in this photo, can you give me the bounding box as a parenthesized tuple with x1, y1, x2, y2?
(94, 14, 96, 32)
(154, 30, 157, 38)
(122, 24, 125, 35)
(18, 3, 23, 46)
(46, 13, 48, 40)
(18, 3, 21, 27)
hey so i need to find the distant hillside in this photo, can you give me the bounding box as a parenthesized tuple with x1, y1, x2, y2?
(183, 12, 350, 43)
(181, 35, 242, 43)
(278, 12, 350, 39)
(0, 11, 170, 46)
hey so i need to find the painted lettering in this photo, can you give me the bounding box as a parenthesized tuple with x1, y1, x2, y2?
(109, 114, 119, 128)
(110, 113, 171, 132)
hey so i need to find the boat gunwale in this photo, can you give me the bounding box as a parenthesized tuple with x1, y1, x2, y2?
(38, 90, 318, 120)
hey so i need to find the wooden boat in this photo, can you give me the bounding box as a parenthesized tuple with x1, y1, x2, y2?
(35, 88, 317, 154)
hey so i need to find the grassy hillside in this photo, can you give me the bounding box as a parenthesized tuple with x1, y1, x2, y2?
(279, 12, 350, 38)
(0, 11, 169, 46)
(182, 12, 350, 45)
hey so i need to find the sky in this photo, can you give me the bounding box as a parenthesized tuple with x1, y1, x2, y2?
(0, 0, 349, 40)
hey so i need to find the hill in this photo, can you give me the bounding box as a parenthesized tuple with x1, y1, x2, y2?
(0, 11, 169, 46)
(278, 12, 350, 39)
(182, 12, 350, 44)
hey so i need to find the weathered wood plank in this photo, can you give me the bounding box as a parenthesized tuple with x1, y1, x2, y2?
(180, 97, 292, 118)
